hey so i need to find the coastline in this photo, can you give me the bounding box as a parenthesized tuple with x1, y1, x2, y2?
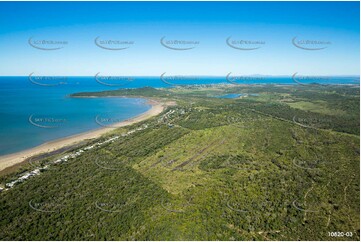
(0, 98, 168, 172)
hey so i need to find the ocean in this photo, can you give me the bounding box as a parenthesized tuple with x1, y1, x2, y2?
(0, 76, 358, 156)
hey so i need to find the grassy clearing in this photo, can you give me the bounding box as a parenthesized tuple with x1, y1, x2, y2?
(288, 101, 346, 116)
(0, 84, 359, 240)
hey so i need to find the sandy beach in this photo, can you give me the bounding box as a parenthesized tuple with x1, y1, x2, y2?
(0, 98, 168, 172)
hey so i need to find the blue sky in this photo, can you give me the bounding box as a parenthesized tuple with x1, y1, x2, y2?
(0, 1, 359, 76)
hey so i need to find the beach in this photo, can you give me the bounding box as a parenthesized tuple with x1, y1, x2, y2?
(0, 98, 168, 172)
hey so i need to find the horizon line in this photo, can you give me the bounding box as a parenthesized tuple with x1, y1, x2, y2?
(0, 74, 360, 77)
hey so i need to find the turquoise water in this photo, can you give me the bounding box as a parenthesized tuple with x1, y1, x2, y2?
(217, 93, 260, 98)
(0, 77, 152, 155)
(0, 76, 358, 155)
(218, 93, 246, 98)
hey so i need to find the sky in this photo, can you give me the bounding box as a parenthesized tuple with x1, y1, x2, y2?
(0, 1, 359, 76)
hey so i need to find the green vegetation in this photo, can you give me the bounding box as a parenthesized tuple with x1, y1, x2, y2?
(1, 84, 359, 240)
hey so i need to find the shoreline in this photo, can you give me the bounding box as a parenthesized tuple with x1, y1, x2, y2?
(0, 98, 169, 172)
